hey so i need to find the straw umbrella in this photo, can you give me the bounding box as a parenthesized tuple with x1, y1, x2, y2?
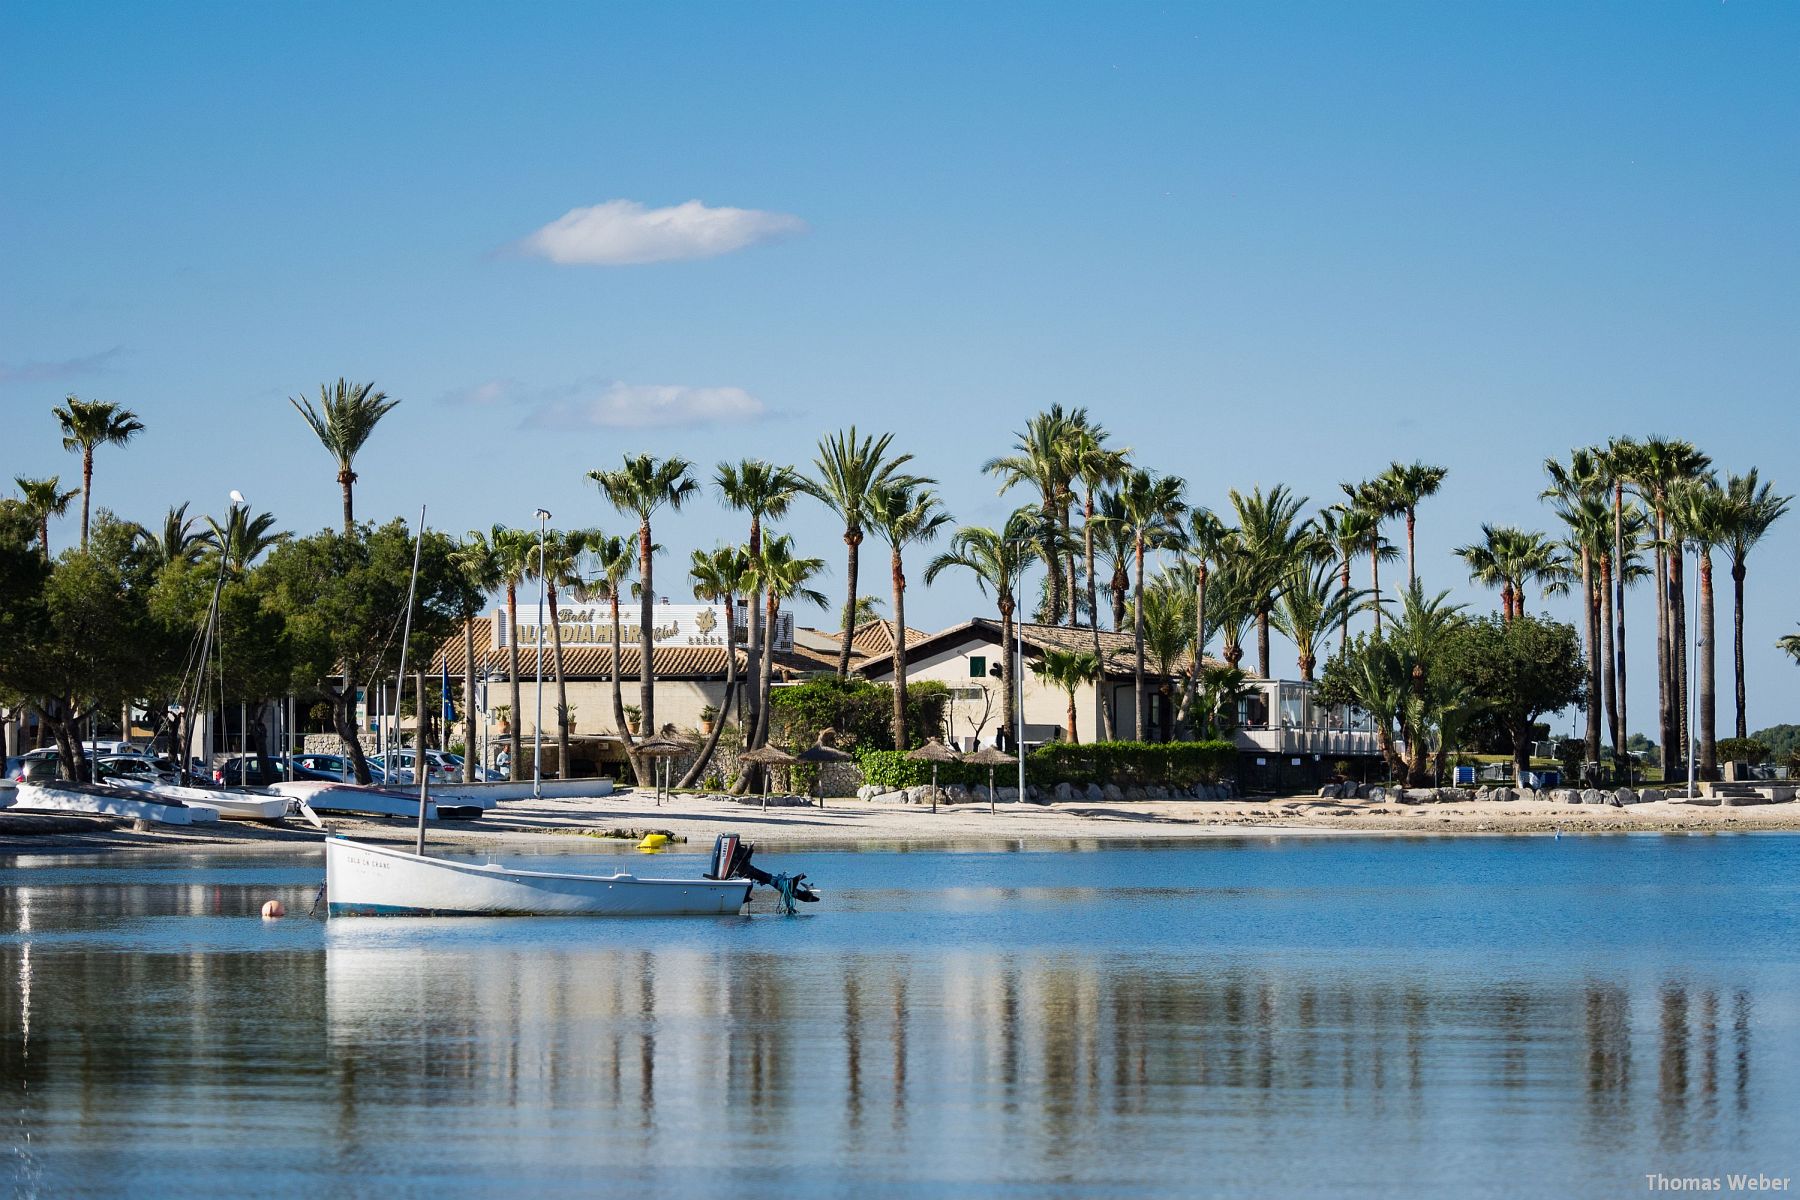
(965, 745, 1017, 815)
(904, 738, 962, 814)
(634, 730, 688, 806)
(738, 743, 799, 811)
(794, 728, 852, 808)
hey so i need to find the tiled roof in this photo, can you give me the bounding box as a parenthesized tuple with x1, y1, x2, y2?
(438, 620, 759, 680)
(794, 618, 932, 662)
(859, 619, 1226, 679)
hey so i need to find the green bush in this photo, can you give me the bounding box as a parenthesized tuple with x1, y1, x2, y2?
(858, 749, 989, 790)
(1716, 737, 1769, 764)
(768, 676, 949, 753)
(1027, 740, 1236, 787)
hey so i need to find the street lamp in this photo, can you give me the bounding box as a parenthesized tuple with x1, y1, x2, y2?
(1009, 539, 1028, 802)
(533, 508, 551, 800)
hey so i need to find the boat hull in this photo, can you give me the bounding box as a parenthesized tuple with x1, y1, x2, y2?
(14, 782, 220, 825)
(324, 837, 753, 917)
(114, 779, 289, 821)
(270, 781, 481, 821)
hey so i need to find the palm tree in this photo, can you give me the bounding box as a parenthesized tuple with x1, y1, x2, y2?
(14, 475, 78, 561)
(1317, 502, 1395, 648)
(748, 534, 828, 751)
(1379, 460, 1448, 588)
(1271, 559, 1365, 681)
(586, 532, 638, 769)
(1599, 438, 1638, 766)
(449, 532, 503, 781)
(1031, 649, 1100, 744)
(590, 455, 699, 745)
(1071, 430, 1130, 719)
(806, 429, 916, 676)
(1456, 525, 1567, 621)
(1673, 480, 1731, 778)
(1229, 484, 1312, 680)
(52, 396, 144, 550)
(288, 380, 399, 536)
(1092, 488, 1135, 632)
(1179, 508, 1232, 732)
(204, 507, 287, 574)
(679, 545, 752, 787)
(483, 525, 538, 782)
(1133, 576, 1193, 740)
(1779, 628, 1800, 667)
(869, 481, 951, 748)
(532, 529, 597, 779)
(1718, 470, 1791, 739)
(135, 502, 208, 571)
(1340, 477, 1401, 632)
(984, 407, 1080, 625)
(926, 511, 1041, 750)
(1544, 448, 1610, 768)
(714, 459, 803, 751)
(1117, 469, 1187, 739)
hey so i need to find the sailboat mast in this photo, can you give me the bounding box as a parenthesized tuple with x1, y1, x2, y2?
(390, 505, 429, 855)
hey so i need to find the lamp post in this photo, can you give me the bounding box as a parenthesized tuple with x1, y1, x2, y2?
(1010, 539, 1027, 802)
(1686, 535, 1699, 802)
(533, 509, 551, 800)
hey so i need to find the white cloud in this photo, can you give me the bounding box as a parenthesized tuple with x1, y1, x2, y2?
(436, 379, 519, 408)
(517, 199, 807, 266)
(525, 383, 767, 429)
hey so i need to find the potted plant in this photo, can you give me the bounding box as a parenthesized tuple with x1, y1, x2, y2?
(557, 702, 578, 733)
(623, 704, 641, 735)
(699, 704, 718, 735)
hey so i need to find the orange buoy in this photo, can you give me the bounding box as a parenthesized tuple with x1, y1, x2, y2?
(261, 900, 286, 919)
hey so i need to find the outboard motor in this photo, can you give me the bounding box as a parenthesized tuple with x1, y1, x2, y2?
(706, 833, 819, 911)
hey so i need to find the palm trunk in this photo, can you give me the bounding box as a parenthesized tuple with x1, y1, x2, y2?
(1044, 496, 1065, 624)
(1654, 505, 1673, 775)
(836, 529, 861, 677)
(1256, 610, 1271, 680)
(1698, 551, 1716, 779)
(547, 582, 571, 779)
(1369, 533, 1382, 635)
(1406, 507, 1417, 588)
(679, 596, 737, 787)
(1613, 481, 1628, 770)
(1133, 534, 1146, 741)
(1732, 560, 1747, 740)
(339, 472, 354, 538)
(755, 593, 778, 750)
(1671, 541, 1689, 776)
(1581, 547, 1600, 767)
(1063, 494, 1078, 628)
(80, 449, 94, 550)
(743, 515, 764, 754)
(1600, 555, 1618, 765)
(638, 519, 655, 735)
(609, 590, 643, 785)
(1340, 556, 1352, 651)
(1109, 564, 1127, 631)
(890, 549, 909, 749)
(38, 516, 50, 562)
(999, 596, 1018, 751)
(1184, 565, 1207, 739)
(1501, 582, 1515, 624)
(1065, 688, 1078, 745)
(462, 616, 477, 781)
(1086, 487, 1104, 739)
(506, 583, 523, 783)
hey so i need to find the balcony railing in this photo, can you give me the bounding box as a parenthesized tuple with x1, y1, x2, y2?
(1231, 726, 1384, 757)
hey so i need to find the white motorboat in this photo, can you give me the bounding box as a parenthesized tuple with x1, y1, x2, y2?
(430, 777, 614, 804)
(13, 781, 220, 826)
(112, 778, 289, 821)
(324, 832, 817, 918)
(269, 780, 482, 821)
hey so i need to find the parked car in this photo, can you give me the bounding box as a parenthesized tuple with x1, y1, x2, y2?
(288, 753, 388, 783)
(367, 751, 459, 785)
(16, 748, 76, 783)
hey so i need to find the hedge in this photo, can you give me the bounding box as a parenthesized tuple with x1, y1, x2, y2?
(859, 740, 1238, 791)
(769, 676, 950, 754)
(1027, 740, 1237, 788)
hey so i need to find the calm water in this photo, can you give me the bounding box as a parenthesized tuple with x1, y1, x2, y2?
(4, 835, 1799, 1198)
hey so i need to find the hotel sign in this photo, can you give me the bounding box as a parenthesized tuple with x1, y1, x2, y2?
(495, 603, 793, 651)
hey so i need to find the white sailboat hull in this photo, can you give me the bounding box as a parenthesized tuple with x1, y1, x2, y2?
(430, 778, 614, 804)
(325, 837, 753, 917)
(14, 782, 220, 825)
(113, 778, 289, 821)
(270, 780, 451, 820)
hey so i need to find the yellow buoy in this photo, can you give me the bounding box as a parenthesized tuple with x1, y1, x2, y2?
(637, 833, 669, 852)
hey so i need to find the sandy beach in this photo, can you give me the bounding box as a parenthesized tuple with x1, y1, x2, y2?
(5, 787, 1799, 854)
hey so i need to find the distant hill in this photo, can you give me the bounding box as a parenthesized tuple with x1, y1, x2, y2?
(1750, 724, 1800, 763)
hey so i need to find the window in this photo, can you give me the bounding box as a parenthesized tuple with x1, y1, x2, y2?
(968, 655, 987, 679)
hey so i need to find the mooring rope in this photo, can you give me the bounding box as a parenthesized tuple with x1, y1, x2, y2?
(767, 873, 800, 916)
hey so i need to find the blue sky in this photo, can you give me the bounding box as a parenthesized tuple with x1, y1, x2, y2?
(3, 2, 1797, 734)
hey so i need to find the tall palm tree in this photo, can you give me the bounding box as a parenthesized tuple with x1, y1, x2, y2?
(1229, 484, 1312, 680)
(1456, 525, 1568, 621)
(52, 396, 143, 550)
(1378, 460, 1448, 588)
(14, 475, 78, 561)
(983, 407, 1081, 625)
(1117, 469, 1187, 739)
(1031, 649, 1101, 744)
(1271, 559, 1365, 682)
(590, 455, 698, 746)
(483, 525, 539, 782)
(204, 507, 287, 574)
(586, 532, 638, 770)
(1179, 508, 1232, 731)
(1133, 576, 1194, 740)
(1071, 430, 1130, 719)
(679, 544, 752, 787)
(288, 379, 398, 536)
(868, 481, 951, 748)
(450, 532, 503, 781)
(806, 428, 915, 676)
(135, 502, 208, 571)
(1673, 480, 1731, 778)
(926, 511, 1041, 750)
(1317, 502, 1395, 648)
(1719, 470, 1790, 739)
(715, 459, 803, 752)
(1544, 448, 1610, 768)
(532, 528, 597, 779)
(1340, 477, 1401, 632)
(747, 534, 828, 752)
(1599, 438, 1638, 765)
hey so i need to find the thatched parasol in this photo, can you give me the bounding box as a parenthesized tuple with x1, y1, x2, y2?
(904, 738, 962, 813)
(738, 744, 799, 809)
(632, 731, 689, 806)
(964, 744, 1016, 814)
(794, 729, 852, 807)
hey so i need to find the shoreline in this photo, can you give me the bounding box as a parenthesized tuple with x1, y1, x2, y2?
(5, 789, 1799, 856)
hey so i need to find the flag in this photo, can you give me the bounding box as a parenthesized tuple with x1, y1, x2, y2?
(441, 658, 455, 722)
